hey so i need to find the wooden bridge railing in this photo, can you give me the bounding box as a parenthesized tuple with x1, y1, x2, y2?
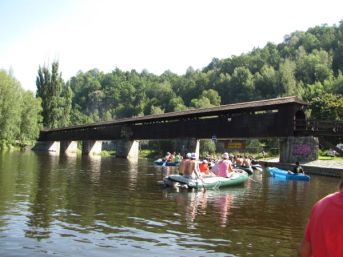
(294, 119, 343, 137)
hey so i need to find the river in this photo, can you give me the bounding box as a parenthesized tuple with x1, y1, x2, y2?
(0, 151, 340, 257)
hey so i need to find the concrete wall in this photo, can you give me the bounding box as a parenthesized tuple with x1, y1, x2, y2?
(280, 136, 319, 163)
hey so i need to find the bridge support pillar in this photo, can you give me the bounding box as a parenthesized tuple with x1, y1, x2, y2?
(32, 141, 60, 154)
(279, 136, 319, 163)
(82, 140, 102, 155)
(116, 140, 140, 159)
(60, 141, 78, 155)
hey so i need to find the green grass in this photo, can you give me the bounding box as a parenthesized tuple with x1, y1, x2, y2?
(318, 155, 343, 161)
(100, 150, 116, 157)
(139, 149, 160, 159)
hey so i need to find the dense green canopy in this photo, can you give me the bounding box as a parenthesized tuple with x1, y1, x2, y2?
(64, 22, 343, 126)
(0, 70, 42, 148)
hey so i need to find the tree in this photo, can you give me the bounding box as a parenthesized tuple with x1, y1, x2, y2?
(201, 89, 221, 106)
(278, 59, 299, 96)
(200, 139, 216, 157)
(295, 49, 333, 85)
(0, 70, 21, 147)
(229, 66, 254, 102)
(332, 71, 343, 95)
(36, 61, 70, 128)
(19, 91, 42, 145)
(168, 97, 187, 112)
(310, 93, 343, 120)
(254, 65, 278, 99)
(0, 70, 42, 147)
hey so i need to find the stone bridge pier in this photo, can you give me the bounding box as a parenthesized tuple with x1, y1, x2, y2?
(115, 140, 140, 159)
(279, 136, 319, 163)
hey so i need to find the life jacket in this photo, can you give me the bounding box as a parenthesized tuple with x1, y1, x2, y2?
(198, 163, 209, 175)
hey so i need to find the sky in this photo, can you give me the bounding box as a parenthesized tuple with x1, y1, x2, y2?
(1, 0, 343, 92)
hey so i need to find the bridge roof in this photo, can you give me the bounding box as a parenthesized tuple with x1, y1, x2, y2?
(44, 96, 307, 132)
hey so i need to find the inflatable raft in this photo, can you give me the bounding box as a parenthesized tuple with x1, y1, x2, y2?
(163, 171, 249, 189)
(267, 167, 310, 181)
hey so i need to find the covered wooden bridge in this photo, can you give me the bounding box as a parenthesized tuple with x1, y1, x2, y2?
(36, 96, 342, 161)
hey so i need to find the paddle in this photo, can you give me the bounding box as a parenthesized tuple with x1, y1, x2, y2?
(162, 160, 167, 167)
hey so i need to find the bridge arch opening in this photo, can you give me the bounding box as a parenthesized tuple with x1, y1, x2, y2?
(295, 110, 305, 120)
(294, 110, 306, 130)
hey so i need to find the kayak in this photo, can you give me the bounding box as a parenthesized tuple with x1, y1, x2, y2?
(267, 167, 310, 181)
(163, 171, 249, 189)
(154, 160, 180, 166)
(234, 165, 253, 175)
(251, 164, 263, 172)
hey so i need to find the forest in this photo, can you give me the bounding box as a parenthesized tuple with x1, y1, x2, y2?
(1, 21, 343, 149)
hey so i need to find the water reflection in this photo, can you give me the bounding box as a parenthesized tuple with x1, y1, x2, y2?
(163, 187, 246, 228)
(127, 159, 138, 190)
(212, 192, 234, 227)
(25, 154, 61, 240)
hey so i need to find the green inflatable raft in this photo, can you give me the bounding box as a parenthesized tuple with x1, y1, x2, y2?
(163, 171, 249, 189)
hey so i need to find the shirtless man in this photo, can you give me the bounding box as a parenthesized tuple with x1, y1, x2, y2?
(183, 153, 196, 178)
(242, 155, 251, 167)
(178, 153, 191, 175)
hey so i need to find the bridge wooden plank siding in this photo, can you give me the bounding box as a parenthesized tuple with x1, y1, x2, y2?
(294, 119, 343, 137)
(38, 96, 308, 142)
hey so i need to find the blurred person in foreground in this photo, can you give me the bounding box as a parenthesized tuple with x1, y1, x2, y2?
(298, 176, 343, 257)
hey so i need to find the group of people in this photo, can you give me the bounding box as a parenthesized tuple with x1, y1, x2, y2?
(164, 152, 182, 163)
(177, 152, 240, 179)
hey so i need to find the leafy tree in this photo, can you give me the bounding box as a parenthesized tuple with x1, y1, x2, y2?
(295, 49, 333, 84)
(254, 65, 278, 99)
(0, 70, 42, 147)
(229, 66, 254, 102)
(36, 61, 70, 128)
(168, 97, 187, 112)
(0, 70, 21, 147)
(310, 93, 343, 120)
(201, 89, 221, 106)
(332, 71, 343, 95)
(278, 59, 299, 96)
(59, 85, 73, 127)
(200, 139, 216, 157)
(19, 91, 42, 145)
(150, 106, 164, 115)
(190, 96, 213, 109)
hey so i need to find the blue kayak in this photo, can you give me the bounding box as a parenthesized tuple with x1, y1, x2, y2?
(154, 160, 180, 167)
(267, 167, 310, 181)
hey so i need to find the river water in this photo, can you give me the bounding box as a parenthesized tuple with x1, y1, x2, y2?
(0, 151, 340, 257)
